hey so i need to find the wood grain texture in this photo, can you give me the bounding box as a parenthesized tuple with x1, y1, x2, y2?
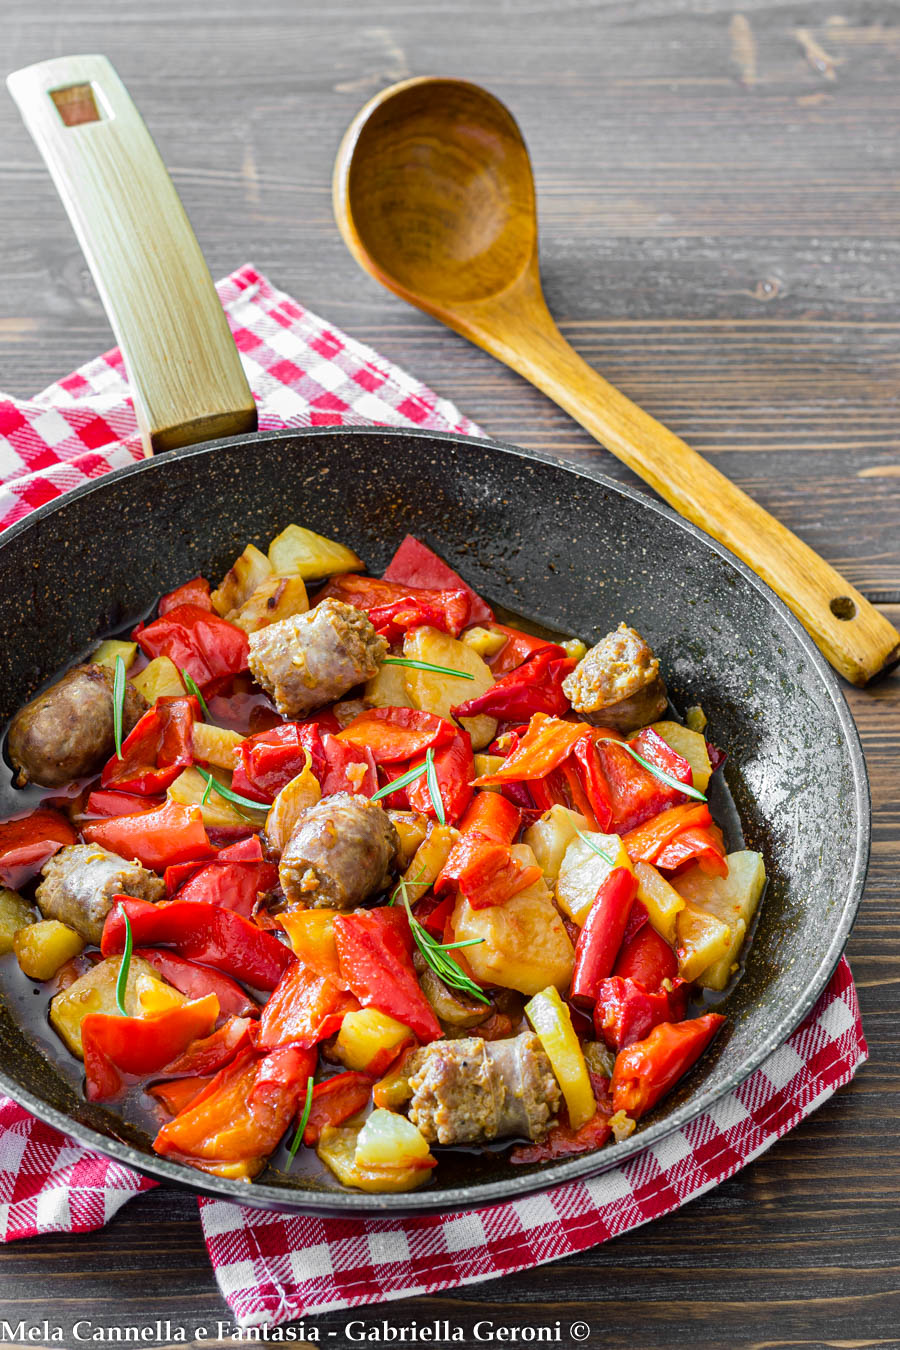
(0, 0, 898, 1345)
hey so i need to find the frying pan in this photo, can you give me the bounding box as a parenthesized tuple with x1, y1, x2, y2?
(0, 55, 869, 1215)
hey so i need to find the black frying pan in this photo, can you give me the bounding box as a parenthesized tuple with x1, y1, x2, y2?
(0, 56, 868, 1215)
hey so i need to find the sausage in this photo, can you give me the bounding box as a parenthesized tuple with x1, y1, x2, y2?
(35, 843, 166, 945)
(278, 792, 399, 910)
(407, 1032, 561, 1145)
(247, 600, 387, 718)
(7, 664, 146, 788)
(561, 623, 667, 732)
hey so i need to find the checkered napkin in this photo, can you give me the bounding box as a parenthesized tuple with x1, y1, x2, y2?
(0, 266, 868, 1324)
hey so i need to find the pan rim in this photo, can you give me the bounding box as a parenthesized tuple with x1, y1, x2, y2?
(0, 424, 871, 1216)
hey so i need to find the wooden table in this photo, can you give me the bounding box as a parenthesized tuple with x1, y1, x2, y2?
(1, 1, 898, 1345)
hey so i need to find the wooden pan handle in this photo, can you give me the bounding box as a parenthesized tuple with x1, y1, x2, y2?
(464, 277, 900, 688)
(7, 55, 257, 454)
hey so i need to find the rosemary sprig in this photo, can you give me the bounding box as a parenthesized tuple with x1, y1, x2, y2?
(195, 766, 265, 813)
(287, 1076, 316, 1166)
(371, 758, 427, 803)
(571, 822, 615, 866)
(600, 738, 707, 802)
(112, 655, 126, 759)
(391, 873, 489, 1005)
(114, 905, 133, 1017)
(181, 669, 211, 721)
(424, 746, 445, 825)
(382, 657, 475, 680)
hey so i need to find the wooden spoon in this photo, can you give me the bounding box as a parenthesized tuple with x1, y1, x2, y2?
(333, 76, 899, 687)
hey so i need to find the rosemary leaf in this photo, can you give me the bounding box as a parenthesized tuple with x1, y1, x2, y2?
(195, 766, 265, 812)
(181, 669, 211, 721)
(371, 759, 427, 802)
(425, 746, 446, 826)
(382, 657, 475, 680)
(114, 905, 133, 1017)
(600, 738, 707, 802)
(571, 822, 615, 866)
(287, 1076, 316, 1166)
(112, 655, 126, 760)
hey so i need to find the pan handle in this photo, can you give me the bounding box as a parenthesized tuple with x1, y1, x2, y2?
(7, 54, 257, 455)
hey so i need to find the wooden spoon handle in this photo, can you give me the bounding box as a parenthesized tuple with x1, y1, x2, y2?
(7, 55, 257, 454)
(469, 296, 899, 687)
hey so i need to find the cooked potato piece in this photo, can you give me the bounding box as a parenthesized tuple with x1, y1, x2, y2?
(355, 1108, 432, 1169)
(130, 656, 185, 703)
(675, 903, 732, 982)
(364, 662, 413, 710)
(50, 955, 183, 1057)
(453, 866, 575, 996)
(92, 639, 137, 671)
(210, 544, 273, 617)
(674, 851, 766, 990)
(556, 831, 633, 925)
(316, 1121, 433, 1193)
(0, 889, 35, 955)
(334, 1008, 415, 1075)
(13, 920, 83, 980)
(401, 824, 458, 905)
(402, 627, 497, 750)
(524, 805, 590, 883)
(634, 860, 686, 947)
(264, 758, 322, 855)
(473, 754, 504, 790)
(168, 766, 266, 829)
(650, 720, 712, 792)
(461, 626, 507, 659)
(386, 811, 429, 869)
(229, 574, 309, 633)
(685, 705, 708, 733)
(268, 524, 363, 581)
(191, 721, 244, 770)
(133, 971, 187, 1016)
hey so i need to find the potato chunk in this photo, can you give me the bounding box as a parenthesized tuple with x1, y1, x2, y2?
(167, 766, 266, 829)
(402, 627, 497, 750)
(130, 656, 185, 703)
(50, 955, 182, 1056)
(317, 1121, 433, 1193)
(364, 661, 413, 710)
(650, 720, 712, 792)
(229, 574, 309, 633)
(675, 904, 732, 982)
(674, 851, 766, 990)
(191, 722, 244, 770)
(0, 889, 35, 955)
(556, 831, 633, 925)
(452, 862, 575, 996)
(268, 524, 363, 580)
(14, 920, 84, 981)
(211, 544, 273, 617)
(401, 824, 459, 906)
(634, 860, 685, 947)
(524, 805, 590, 883)
(92, 639, 137, 671)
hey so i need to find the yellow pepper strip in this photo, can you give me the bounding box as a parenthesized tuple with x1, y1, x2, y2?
(525, 985, 595, 1130)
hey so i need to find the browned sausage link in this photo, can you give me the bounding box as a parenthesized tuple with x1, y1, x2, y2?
(407, 1033, 561, 1145)
(278, 792, 399, 910)
(35, 843, 166, 945)
(561, 623, 667, 732)
(7, 663, 146, 788)
(247, 599, 387, 718)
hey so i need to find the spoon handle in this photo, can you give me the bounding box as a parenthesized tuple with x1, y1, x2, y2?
(473, 305, 898, 686)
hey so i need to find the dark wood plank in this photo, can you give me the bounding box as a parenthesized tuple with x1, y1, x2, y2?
(0, 0, 898, 1345)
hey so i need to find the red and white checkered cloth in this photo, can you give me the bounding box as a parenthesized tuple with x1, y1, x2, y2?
(0, 266, 868, 1325)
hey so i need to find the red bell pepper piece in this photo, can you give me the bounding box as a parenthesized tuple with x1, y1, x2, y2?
(134, 603, 249, 689)
(319, 733, 378, 798)
(0, 808, 77, 889)
(83, 800, 214, 872)
(558, 761, 602, 832)
(302, 1072, 374, 1146)
(571, 738, 614, 832)
(152, 1044, 309, 1176)
(231, 720, 329, 804)
(594, 737, 684, 834)
(452, 650, 576, 723)
(594, 976, 690, 1052)
(83, 994, 220, 1100)
(249, 1043, 318, 1107)
(170, 837, 278, 917)
(158, 576, 212, 616)
(148, 1075, 213, 1116)
(85, 790, 165, 818)
(488, 624, 565, 676)
(383, 533, 494, 626)
(412, 891, 456, 937)
(133, 947, 259, 1020)
(621, 802, 714, 864)
(613, 924, 678, 989)
(102, 898, 294, 992)
(318, 574, 470, 639)
(100, 695, 198, 794)
(162, 1014, 257, 1075)
(631, 727, 694, 791)
(610, 1013, 726, 1118)
(333, 908, 441, 1043)
(457, 790, 521, 844)
(336, 707, 456, 764)
(621, 897, 649, 948)
(655, 823, 729, 878)
(435, 834, 541, 909)
(258, 961, 359, 1051)
(570, 868, 639, 1008)
(472, 714, 590, 786)
(407, 730, 474, 825)
(511, 1072, 613, 1163)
